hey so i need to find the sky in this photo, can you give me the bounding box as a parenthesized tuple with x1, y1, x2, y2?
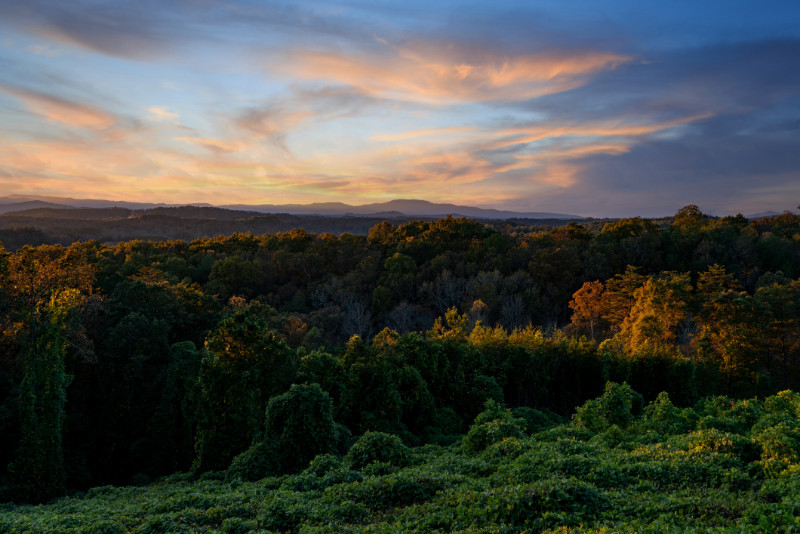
(0, 0, 799, 217)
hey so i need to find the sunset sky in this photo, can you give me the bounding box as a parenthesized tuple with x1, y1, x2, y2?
(1, 0, 799, 217)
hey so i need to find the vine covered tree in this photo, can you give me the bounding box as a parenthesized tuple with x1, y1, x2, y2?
(3, 245, 94, 502)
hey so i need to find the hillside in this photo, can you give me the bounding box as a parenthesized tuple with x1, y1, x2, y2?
(0, 205, 585, 250)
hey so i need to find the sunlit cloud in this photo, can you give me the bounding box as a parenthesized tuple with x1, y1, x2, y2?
(484, 113, 715, 152)
(147, 106, 179, 122)
(233, 105, 312, 140)
(0, 83, 117, 130)
(173, 136, 248, 155)
(275, 43, 630, 104)
(372, 126, 476, 142)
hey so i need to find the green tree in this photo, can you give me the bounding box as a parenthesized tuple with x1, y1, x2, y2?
(3, 246, 94, 502)
(264, 383, 338, 472)
(195, 303, 298, 472)
(8, 290, 85, 502)
(755, 281, 800, 387)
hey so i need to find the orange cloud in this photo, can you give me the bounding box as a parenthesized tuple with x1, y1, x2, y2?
(485, 112, 714, 151)
(0, 84, 117, 130)
(147, 106, 179, 122)
(372, 126, 477, 142)
(173, 136, 249, 154)
(275, 44, 630, 104)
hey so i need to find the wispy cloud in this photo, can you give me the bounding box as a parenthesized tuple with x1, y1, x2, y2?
(173, 136, 247, 155)
(0, 83, 117, 129)
(3, 1, 181, 60)
(27, 44, 61, 57)
(147, 106, 179, 122)
(372, 126, 476, 142)
(274, 42, 630, 105)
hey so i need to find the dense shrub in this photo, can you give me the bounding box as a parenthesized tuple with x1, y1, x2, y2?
(573, 381, 643, 432)
(325, 470, 447, 511)
(641, 391, 698, 435)
(462, 400, 525, 452)
(511, 406, 562, 434)
(225, 440, 281, 482)
(265, 383, 339, 472)
(439, 477, 609, 530)
(345, 431, 411, 470)
(687, 428, 758, 462)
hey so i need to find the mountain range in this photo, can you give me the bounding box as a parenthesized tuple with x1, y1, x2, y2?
(0, 195, 582, 220)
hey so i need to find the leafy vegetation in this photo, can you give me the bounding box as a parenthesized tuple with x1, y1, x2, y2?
(2, 386, 800, 532)
(0, 206, 799, 529)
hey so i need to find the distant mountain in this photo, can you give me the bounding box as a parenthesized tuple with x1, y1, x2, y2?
(1, 195, 583, 220)
(0, 195, 170, 211)
(746, 210, 799, 219)
(0, 200, 73, 215)
(1, 207, 134, 219)
(221, 199, 583, 219)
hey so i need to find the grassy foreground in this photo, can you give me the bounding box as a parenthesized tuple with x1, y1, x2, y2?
(3, 387, 800, 533)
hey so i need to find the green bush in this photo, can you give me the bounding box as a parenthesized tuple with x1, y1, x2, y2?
(462, 400, 525, 453)
(573, 381, 643, 433)
(511, 406, 562, 434)
(763, 390, 800, 417)
(303, 453, 343, 477)
(440, 477, 609, 530)
(265, 383, 339, 472)
(225, 440, 281, 482)
(642, 391, 697, 435)
(695, 396, 763, 435)
(324, 470, 447, 510)
(753, 420, 800, 466)
(687, 428, 757, 462)
(345, 431, 411, 470)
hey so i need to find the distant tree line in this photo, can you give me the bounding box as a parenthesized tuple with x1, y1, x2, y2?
(1, 206, 799, 502)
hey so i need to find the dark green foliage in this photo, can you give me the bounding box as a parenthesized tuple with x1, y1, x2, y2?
(264, 383, 338, 472)
(195, 303, 298, 472)
(433, 477, 608, 531)
(9, 289, 87, 503)
(462, 399, 526, 452)
(302, 453, 342, 477)
(324, 469, 447, 511)
(208, 256, 266, 298)
(2, 211, 800, 499)
(5, 388, 800, 532)
(345, 431, 411, 470)
(511, 406, 563, 434)
(641, 391, 698, 436)
(225, 440, 281, 482)
(573, 381, 643, 433)
(687, 428, 758, 462)
(8, 313, 71, 503)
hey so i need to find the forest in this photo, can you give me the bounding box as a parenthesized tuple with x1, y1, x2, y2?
(1, 205, 800, 531)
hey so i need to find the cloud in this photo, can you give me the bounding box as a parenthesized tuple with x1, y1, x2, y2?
(27, 44, 61, 57)
(274, 42, 630, 104)
(233, 105, 311, 139)
(482, 112, 714, 152)
(147, 106, 179, 122)
(372, 126, 476, 142)
(0, 83, 117, 129)
(173, 136, 247, 155)
(1, 1, 181, 60)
